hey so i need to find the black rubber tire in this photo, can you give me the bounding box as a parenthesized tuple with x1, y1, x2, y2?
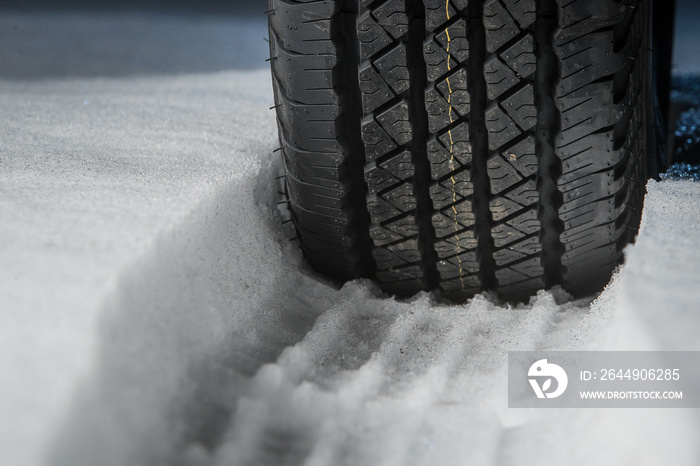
(268, 0, 650, 301)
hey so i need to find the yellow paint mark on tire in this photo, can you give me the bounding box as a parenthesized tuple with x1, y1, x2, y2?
(445, 1, 466, 292)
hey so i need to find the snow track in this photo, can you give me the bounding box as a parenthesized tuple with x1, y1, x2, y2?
(51, 171, 700, 466)
(50, 175, 339, 466)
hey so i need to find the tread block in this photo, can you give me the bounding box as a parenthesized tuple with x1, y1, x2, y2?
(484, 0, 520, 54)
(487, 154, 523, 195)
(424, 40, 451, 82)
(373, 246, 409, 269)
(373, 237, 422, 268)
(368, 215, 419, 247)
(555, 31, 623, 98)
(370, 225, 405, 246)
(387, 238, 422, 262)
(427, 135, 472, 179)
(271, 46, 339, 106)
(359, 63, 395, 113)
(438, 121, 471, 162)
(358, 11, 393, 58)
(557, 92, 621, 147)
(287, 177, 343, 214)
(562, 245, 618, 272)
(275, 99, 343, 151)
(429, 169, 473, 209)
(432, 199, 475, 235)
(426, 87, 456, 134)
(439, 251, 480, 276)
(436, 68, 470, 116)
(380, 149, 414, 180)
(367, 195, 402, 223)
(503, 0, 535, 29)
(556, 132, 610, 161)
(560, 221, 621, 249)
(373, 0, 409, 39)
(484, 56, 520, 100)
(510, 257, 544, 278)
(434, 232, 479, 259)
(365, 162, 400, 194)
(559, 197, 616, 231)
(269, 0, 339, 54)
(558, 170, 617, 201)
(491, 222, 527, 248)
(426, 69, 469, 134)
(385, 214, 420, 237)
(497, 277, 546, 297)
(281, 138, 343, 190)
(292, 205, 350, 234)
(494, 235, 541, 260)
(501, 136, 538, 177)
(495, 268, 528, 285)
(491, 208, 540, 241)
(376, 100, 412, 145)
(493, 247, 526, 267)
(382, 182, 417, 213)
(485, 105, 520, 151)
(489, 196, 524, 221)
(502, 84, 537, 131)
(375, 44, 411, 94)
(442, 281, 482, 296)
(376, 265, 423, 282)
(501, 33, 536, 78)
(506, 209, 540, 235)
(435, 18, 469, 63)
(361, 118, 399, 160)
(424, 0, 458, 31)
(557, 0, 629, 43)
(502, 179, 538, 206)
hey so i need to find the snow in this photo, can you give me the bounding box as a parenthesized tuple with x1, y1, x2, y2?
(1, 8, 699, 466)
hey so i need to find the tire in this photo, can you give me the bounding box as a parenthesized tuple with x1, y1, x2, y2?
(268, 0, 650, 301)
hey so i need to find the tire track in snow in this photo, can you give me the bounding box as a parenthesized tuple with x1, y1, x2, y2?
(50, 148, 700, 466)
(195, 287, 594, 466)
(49, 151, 341, 466)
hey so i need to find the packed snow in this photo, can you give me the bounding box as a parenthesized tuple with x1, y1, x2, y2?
(1, 6, 699, 466)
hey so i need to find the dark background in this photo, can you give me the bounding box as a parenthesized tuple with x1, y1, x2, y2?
(0, 0, 266, 14)
(0, 0, 695, 72)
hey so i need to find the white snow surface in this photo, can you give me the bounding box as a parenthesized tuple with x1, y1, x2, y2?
(1, 10, 699, 466)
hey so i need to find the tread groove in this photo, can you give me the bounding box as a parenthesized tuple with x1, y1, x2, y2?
(534, 0, 565, 288)
(407, 0, 440, 290)
(339, 6, 378, 276)
(468, 0, 498, 291)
